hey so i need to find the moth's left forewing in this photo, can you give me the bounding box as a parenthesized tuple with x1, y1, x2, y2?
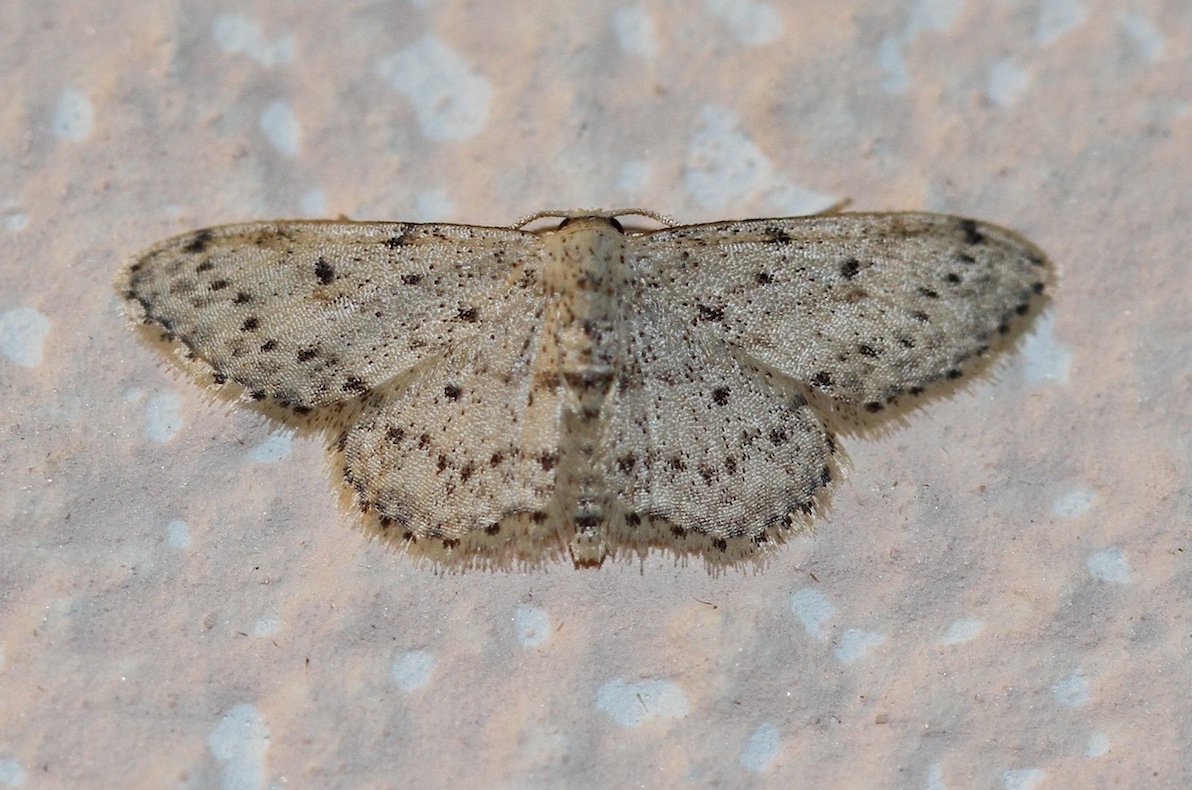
(120, 220, 542, 420)
(633, 213, 1052, 421)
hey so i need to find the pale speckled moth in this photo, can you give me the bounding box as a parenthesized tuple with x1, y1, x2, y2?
(120, 208, 1051, 570)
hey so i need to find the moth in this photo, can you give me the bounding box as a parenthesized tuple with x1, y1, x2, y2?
(120, 209, 1051, 569)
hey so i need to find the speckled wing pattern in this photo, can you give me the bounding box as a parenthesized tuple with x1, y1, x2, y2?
(121, 211, 1051, 570)
(123, 221, 538, 412)
(637, 213, 1050, 416)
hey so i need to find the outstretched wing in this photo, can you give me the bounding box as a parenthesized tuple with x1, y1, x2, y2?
(340, 290, 566, 562)
(633, 213, 1052, 414)
(121, 220, 538, 412)
(599, 294, 837, 559)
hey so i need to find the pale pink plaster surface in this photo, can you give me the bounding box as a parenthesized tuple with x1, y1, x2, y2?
(1, 1, 1189, 788)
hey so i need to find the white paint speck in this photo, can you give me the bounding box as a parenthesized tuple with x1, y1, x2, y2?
(986, 58, 1032, 108)
(299, 188, 326, 217)
(1087, 546, 1131, 584)
(738, 721, 780, 772)
(0, 759, 27, 788)
(1052, 486, 1094, 518)
(415, 188, 454, 222)
(375, 36, 493, 141)
(248, 431, 293, 463)
(53, 88, 93, 142)
(1085, 731, 1109, 757)
(0, 306, 51, 368)
(514, 605, 550, 648)
(704, 0, 783, 46)
(926, 762, 946, 790)
(145, 392, 184, 443)
(1020, 312, 1071, 384)
(790, 587, 834, 638)
(1118, 12, 1164, 62)
(595, 678, 689, 726)
(391, 650, 434, 691)
(878, 35, 909, 95)
(166, 519, 192, 549)
(4, 212, 28, 233)
(259, 100, 301, 156)
(835, 629, 885, 664)
(906, 0, 967, 36)
(616, 160, 651, 193)
(1052, 667, 1090, 707)
(1035, 0, 1086, 47)
(1003, 767, 1046, 790)
(252, 616, 280, 637)
(208, 703, 270, 790)
(212, 13, 294, 66)
(684, 105, 833, 213)
(940, 617, 982, 645)
(612, 6, 658, 57)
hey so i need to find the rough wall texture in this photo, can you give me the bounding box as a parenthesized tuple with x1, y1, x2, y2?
(1, 1, 1188, 787)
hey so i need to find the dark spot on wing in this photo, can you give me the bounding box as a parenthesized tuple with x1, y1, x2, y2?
(959, 219, 986, 245)
(315, 257, 335, 285)
(183, 229, 214, 254)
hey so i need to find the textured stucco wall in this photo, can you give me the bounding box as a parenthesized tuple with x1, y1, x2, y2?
(1, 1, 1189, 787)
